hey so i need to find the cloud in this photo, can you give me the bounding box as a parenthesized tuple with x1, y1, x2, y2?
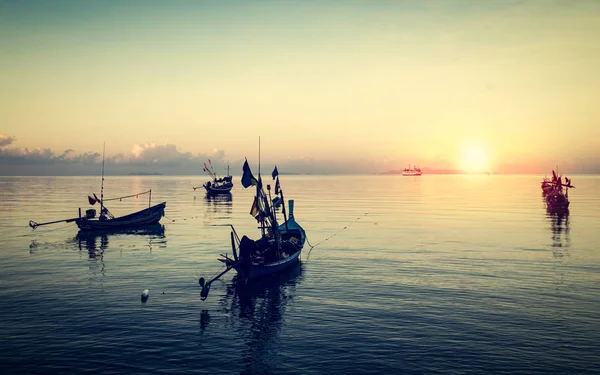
(0, 140, 232, 175)
(0, 145, 99, 164)
(0, 134, 16, 147)
(1, 137, 598, 176)
(127, 143, 198, 166)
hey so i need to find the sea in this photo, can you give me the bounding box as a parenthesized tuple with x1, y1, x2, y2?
(0, 174, 599, 375)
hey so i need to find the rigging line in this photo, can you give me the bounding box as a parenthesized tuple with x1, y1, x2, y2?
(163, 214, 178, 223)
(305, 212, 368, 260)
(102, 190, 151, 202)
(17, 222, 76, 237)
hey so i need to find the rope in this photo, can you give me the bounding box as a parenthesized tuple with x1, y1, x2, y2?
(305, 213, 368, 261)
(103, 190, 151, 202)
(162, 214, 206, 223)
(163, 214, 177, 223)
(17, 222, 76, 237)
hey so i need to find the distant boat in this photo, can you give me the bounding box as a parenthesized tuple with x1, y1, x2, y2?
(542, 169, 574, 213)
(199, 160, 306, 300)
(402, 165, 422, 176)
(194, 161, 233, 194)
(29, 144, 166, 231)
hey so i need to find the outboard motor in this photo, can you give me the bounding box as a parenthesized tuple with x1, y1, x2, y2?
(85, 209, 96, 219)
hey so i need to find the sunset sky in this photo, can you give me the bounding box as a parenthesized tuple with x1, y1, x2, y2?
(1, 0, 599, 175)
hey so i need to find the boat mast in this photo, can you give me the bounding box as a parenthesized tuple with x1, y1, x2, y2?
(100, 142, 106, 218)
(258, 136, 265, 237)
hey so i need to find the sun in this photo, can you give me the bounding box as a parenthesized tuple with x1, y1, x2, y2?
(459, 143, 490, 173)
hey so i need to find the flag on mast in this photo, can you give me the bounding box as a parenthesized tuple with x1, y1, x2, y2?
(272, 166, 279, 180)
(241, 159, 258, 188)
(275, 177, 280, 195)
(250, 196, 260, 219)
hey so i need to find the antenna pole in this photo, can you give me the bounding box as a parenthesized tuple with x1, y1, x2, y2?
(258, 136, 261, 177)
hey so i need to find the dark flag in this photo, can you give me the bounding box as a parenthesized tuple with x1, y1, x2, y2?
(250, 196, 260, 219)
(241, 159, 258, 188)
(275, 177, 280, 195)
(88, 195, 97, 205)
(272, 166, 279, 180)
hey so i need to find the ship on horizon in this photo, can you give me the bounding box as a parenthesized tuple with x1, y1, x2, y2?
(402, 165, 422, 176)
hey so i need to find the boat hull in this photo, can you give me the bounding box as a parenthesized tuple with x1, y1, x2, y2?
(235, 249, 301, 281)
(76, 202, 166, 231)
(204, 184, 233, 194)
(545, 192, 569, 213)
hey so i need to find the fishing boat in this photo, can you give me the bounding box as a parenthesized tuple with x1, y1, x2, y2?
(199, 161, 306, 300)
(542, 169, 574, 213)
(29, 145, 166, 231)
(193, 160, 233, 194)
(402, 165, 422, 176)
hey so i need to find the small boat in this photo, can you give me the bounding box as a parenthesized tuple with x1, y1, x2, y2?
(29, 190, 166, 232)
(199, 161, 306, 300)
(542, 169, 574, 213)
(402, 165, 422, 176)
(29, 145, 166, 231)
(74, 200, 166, 231)
(194, 160, 233, 194)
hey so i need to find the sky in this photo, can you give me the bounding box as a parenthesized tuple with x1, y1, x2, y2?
(1, 0, 599, 175)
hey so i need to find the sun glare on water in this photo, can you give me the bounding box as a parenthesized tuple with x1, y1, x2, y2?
(459, 143, 490, 173)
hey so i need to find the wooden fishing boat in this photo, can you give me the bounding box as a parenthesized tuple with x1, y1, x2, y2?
(542, 169, 574, 213)
(199, 160, 305, 300)
(29, 144, 166, 231)
(75, 201, 166, 231)
(193, 161, 233, 194)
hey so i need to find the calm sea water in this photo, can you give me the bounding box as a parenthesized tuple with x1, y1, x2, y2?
(1, 174, 599, 374)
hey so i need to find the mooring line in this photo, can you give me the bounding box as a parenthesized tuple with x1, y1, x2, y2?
(305, 212, 368, 261)
(162, 214, 209, 223)
(17, 222, 76, 237)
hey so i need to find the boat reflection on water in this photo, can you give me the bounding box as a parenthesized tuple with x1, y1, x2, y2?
(546, 211, 570, 251)
(547, 211, 570, 294)
(200, 262, 304, 371)
(204, 192, 233, 222)
(205, 192, 233, 205)
(74, 224, 166, 257)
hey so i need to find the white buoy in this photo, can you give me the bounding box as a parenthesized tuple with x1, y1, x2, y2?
(141, 289, 149, 302)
